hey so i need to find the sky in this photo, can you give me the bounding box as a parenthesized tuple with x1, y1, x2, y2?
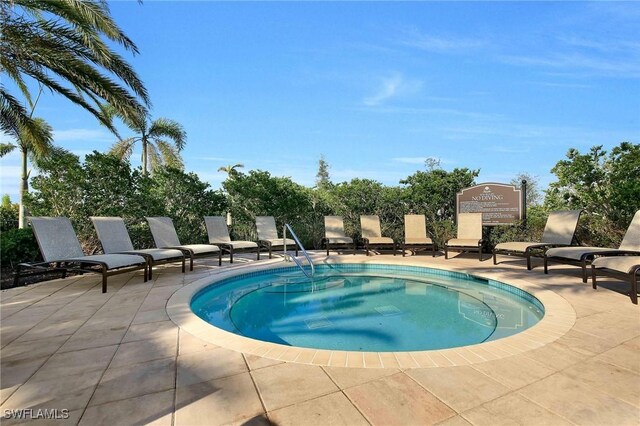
(1, 1, 639, 200)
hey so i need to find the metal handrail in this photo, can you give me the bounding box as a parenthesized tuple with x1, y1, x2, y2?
(283, 223, 315, 278)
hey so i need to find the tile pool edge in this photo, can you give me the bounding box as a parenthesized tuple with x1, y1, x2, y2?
(166, 257, 576, 368)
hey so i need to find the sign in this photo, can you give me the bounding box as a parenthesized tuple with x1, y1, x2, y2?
(456, 183, 523, 226)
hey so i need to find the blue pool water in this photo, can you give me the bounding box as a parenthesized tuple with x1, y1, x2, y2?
(191, 264, 544, 352)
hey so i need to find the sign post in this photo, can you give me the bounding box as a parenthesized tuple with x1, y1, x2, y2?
(456, 183, 524, 226)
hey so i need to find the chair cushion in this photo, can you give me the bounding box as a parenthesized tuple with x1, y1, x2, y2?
(128, 248, 185, 261)
(494, 242, 547, 252)
(67, 253, 146, 269)
(224, 241, 259, 249)
(447, 238, 481, 247)
(366, 237, 394, 245)
(263, 238, 297, 247)
(592, 256, 640, 274)
(545, 246, 616, 260)
(179, 244, 220, 255)
(327, 237, 353, 244)
(405, 238, 433, 245)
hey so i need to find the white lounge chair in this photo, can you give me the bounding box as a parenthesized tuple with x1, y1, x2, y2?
(360, 215, 396, 256)
(204, 216, 260, 263)
(255, 216, 298, 259)
(591, 255, 640, 304)
(445, 213, 483, 261)
(402, 214, 436, 257)
(493, 210, 582, 269)
(544, 210, 640, 282)
(146, 216, 221, 270)
(322, 216, 355, 255)
(92, 216, 186, 279)
(15, 217, 148, 293)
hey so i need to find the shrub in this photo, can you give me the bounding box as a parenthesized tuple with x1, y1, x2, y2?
(0, 228, 41, 272)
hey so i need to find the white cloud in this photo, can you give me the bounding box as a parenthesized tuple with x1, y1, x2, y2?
(363, 74, 423, 107)
(53, 128, 113, 143)
(399, 30, 486, 53)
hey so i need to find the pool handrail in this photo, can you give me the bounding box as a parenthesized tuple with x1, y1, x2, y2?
(284, 223, 315, 278)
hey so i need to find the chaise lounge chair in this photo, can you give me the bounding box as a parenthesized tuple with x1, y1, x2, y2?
(15, 217, 148, 293)
(360, 215, 397, 256)
(322, 216, 356, 255)
(493, 210, 582, 270)
(402, 214, 436, 257)
(204, 216, 260, 263)
(92, 216, 186, 279)
(146, 216, 221, 270)
(544, 210, 640, 282)
(591, 255, 640, 304)
(255, 216, 299, 259)
(445, 213, 483, 261)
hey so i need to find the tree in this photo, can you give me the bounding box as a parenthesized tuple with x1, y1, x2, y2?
(0, 0, 149, 139)
(1, 117, 54, 228)
(544, 142, 640, 246)
(315, 155, 331, 189)
(110, 116, 187, 176)
(510, 172, 541, 206)
(217, 163, 245, 179)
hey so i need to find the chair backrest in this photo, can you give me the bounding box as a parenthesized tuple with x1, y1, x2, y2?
(324, 216, 347, 239)
(146, 217, 181, 247)
(256, 216, 279, 240)
(29, 217, 85, 262)
(620, 210, 640, 251)
(204, 216, 231, 243)
(91, 217, 135, 253)
(405, 215, 427, 240)
(360, 215, 382, 239)
(540, 210, 582, 245)
(457, 213, 483, 240)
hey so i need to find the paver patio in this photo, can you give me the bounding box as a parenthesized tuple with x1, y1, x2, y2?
(1, 252, 639, 425)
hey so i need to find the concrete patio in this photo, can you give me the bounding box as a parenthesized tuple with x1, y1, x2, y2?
(1, 252, 639, 425)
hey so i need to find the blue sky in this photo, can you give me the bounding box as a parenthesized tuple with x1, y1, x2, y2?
(1, 1, 638, 200)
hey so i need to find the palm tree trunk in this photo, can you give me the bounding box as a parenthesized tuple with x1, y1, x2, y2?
(18, 147, 28, 229)
(142, 140, 148, 176)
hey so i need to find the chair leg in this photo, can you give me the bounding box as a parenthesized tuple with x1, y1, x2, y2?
(181, 256, 186, 273)
(13, 264, 22, 287)
(256, 248, 260, 261)
(526, 250, 532, 270)
(102, 270, 108, 293)
(445, 246, 449, 259)
(148, 260, 153, 280)
(493, 250, 497, 265)
(631, 269, 638, 305)
(229, 247, 234, 264)
(402, 244, 406, 257)
(218, 250, 222, 266)
(326, 242, 330, 256)
(543, 256, 548, 274)
(189, 255, 194, 271)
(591, 265, 598, 289)
(479, 247, 483, 261)
(581, 259, 587, 283)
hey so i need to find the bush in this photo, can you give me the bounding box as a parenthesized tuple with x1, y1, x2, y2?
(0, 228, 41, 272)
(0, 195, 19, 232)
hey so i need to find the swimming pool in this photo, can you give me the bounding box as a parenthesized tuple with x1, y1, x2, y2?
(191, 263, 544, 352)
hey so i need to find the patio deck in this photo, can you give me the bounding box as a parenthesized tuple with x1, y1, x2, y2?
(1, 252, 638, 425)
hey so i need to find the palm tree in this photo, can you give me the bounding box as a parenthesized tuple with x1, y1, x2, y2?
(218, 163, 245, 179)
(109, 116, 187, 175)
(0, 0, 149, 140)
(1, 118, 54, 228)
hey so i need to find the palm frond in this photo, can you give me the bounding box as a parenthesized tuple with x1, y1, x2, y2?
(0, 143, 17, 157)
(156, 139, 184, 170)
(148, 118, 187, 151)
(109, 138, 135, 161)
(146, 142, 161, 172)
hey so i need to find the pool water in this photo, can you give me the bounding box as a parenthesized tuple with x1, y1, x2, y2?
(191, 264, 544, 352)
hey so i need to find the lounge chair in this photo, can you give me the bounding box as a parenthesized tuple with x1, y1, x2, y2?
(544, 210, 640, 282)
(91, 216, 186, 279)
(402, 214, 436, 257)
(591, 255, 640, 304)
(360, 215, 396, 256)
(322, 216, 356, 255)
(445, 213, 483, 261)
(15, 217, 148, 293)
(146, 216, 221, 270)
(493, 210, 582, 270)
(255, 216, 299, 259)
(204, 216, 260, 263)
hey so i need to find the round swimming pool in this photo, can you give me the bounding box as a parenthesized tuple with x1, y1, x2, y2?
(191, 264, 544, 352)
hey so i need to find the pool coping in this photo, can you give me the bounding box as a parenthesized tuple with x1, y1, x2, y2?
(166, 256, 576, 368)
